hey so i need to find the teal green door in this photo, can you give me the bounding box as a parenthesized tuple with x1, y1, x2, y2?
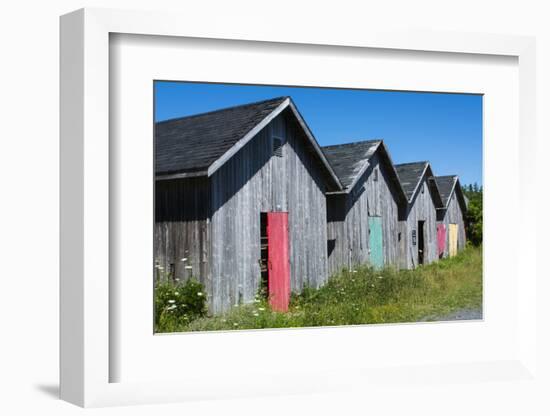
(368, 216, 384, 269)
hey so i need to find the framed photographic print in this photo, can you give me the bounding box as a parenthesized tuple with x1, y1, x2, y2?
(151, 81, 480, 332)
(60, 7, 537, 408)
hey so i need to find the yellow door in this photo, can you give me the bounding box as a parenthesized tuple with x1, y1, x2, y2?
(449, 224, 458, 257)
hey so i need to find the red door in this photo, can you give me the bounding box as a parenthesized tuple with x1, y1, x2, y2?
(267, 212, 290, 312)
(437, 223, 446, 258)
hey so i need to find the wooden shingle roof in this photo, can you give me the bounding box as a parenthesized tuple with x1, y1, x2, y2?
(434, 175, 468, 214)
(322, 140, 407, 203)
(322, 140, 381, 189)
(395, 161, 428, 201)
(155, 96, 288, 176)
(395, 161, 444, 207)
(434, 175, 457, 207)
(155, 96, 343, 190)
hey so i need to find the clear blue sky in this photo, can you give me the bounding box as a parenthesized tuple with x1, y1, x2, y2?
(155, 81, 483, 186)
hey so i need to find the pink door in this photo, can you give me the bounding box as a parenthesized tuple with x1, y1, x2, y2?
(267, 212, 290, 312)
(437, 224, 446, 258)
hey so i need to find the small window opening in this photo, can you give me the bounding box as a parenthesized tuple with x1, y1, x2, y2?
(421, 183, 425, 194)
(273, 137, 283, 157)
(373, 167, 379, 182)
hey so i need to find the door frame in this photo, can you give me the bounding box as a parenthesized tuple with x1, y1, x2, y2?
(417, 220, 425, 265)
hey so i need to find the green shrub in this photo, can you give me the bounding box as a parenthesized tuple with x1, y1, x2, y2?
(154, 278, 207, 332)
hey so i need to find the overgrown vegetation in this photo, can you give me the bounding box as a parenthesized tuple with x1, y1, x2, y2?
(463, 183, 483, 246)
(155, 246, 482, 333)
(155, 278, 207, 332)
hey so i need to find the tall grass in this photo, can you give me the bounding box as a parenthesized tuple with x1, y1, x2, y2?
(158, 245, 482, 333)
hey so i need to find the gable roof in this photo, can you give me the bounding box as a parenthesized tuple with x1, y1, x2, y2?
(322, 140, 407, 203)
(395, 161, 444, 207)
(155, 96, 343, 190)
(322, 140, 381, 189)
(434, 176, 457, 207)
(434, 175, 468, 214)
(155, 97, 287, 176)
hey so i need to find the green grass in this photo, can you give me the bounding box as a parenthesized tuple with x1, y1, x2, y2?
(158, 245, 482, 333)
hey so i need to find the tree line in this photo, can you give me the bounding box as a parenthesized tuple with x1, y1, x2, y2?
(462, 183, 482, 246)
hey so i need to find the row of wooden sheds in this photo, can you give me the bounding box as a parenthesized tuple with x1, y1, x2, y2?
(155, 96, 469, 313)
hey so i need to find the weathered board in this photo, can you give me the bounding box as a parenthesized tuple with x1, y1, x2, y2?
(326, 152, 401, 274)
(398, 176, 440, 269)
(267, 212, 290, 312)
(209, 111, 330, 313)
(154, 177, 210, 292)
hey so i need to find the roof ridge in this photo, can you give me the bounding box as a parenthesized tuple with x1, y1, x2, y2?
(395, 161, 429, 167)
(322, 139, 382, 149)
(156, 96, 289, 125)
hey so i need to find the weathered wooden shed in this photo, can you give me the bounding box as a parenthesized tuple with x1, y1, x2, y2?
(155, 96, 343, 313)
(395, 162, 444, 269)
(434, 176, 468, 257)
(322, 140, 408, 274)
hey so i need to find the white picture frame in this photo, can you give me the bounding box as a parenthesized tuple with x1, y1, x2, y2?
(60, 8, 537, 408)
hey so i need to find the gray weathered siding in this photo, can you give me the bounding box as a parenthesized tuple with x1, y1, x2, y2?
(209, 111, 329, 313)
(327, 152, 400, 275)
(437, 190, 467, 257)
(399, 175, 439, 269)
(154, 177, 211, 293)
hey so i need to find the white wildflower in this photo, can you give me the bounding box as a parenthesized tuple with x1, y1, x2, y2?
(258, 307, 265, 311)
(233, 322, 239, 326)
(168, 299, 176, 304)
(377, 276, 383, 279)
(197, 292, 203, 296)
(174, 292, 179, 295)
(180, 258, 188, 262)
(253, 312, 259, 317)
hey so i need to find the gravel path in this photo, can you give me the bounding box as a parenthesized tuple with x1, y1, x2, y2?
(422, 307, 482, 322)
